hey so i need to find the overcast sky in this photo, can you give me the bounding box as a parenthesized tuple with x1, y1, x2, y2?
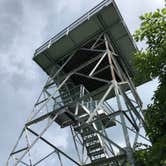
(0, 0, 165, 165)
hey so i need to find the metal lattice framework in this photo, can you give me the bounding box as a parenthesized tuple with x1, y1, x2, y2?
(6, 33, 150, 166)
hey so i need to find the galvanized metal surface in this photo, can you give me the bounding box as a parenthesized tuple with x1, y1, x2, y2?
(33, 0, 138, 83)
(7, 33, 149, 166)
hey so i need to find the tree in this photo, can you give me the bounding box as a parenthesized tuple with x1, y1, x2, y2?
(133, 8, 166, 166)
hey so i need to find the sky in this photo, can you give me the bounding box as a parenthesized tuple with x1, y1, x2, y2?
(0, 0, 165, 165)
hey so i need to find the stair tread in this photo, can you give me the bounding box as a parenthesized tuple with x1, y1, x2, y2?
(88, 149, 105, 156)
(82, 155, 126, 166)
(87, 142, 102, 151)
(81, 130, 96, 137)
(85, 135, 99, 143)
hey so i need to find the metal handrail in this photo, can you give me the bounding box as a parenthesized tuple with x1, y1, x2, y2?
(34, 0, 113, 56)
(53, 84, 92, 111)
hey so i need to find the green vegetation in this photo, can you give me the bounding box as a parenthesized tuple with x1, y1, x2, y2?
(133, 8, 166, 166)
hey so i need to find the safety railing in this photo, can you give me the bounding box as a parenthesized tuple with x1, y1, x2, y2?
(34, 0, 113, 57)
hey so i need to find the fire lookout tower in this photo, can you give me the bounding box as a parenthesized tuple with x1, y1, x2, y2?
(7, 0, 150, 165)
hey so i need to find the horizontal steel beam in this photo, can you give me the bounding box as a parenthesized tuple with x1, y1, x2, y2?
(27, 127, 81, 166)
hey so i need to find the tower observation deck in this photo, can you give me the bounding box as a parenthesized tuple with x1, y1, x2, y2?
(7, 0, 150, 166)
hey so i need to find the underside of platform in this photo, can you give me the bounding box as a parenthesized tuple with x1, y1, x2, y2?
(33, 0, 139, 85)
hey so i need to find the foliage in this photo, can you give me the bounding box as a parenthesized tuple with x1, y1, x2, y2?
(135, 136, 166, 166)
(133, 8, 166, 84)
(133, 8, 166, 166)
(134, 148, 150, 166)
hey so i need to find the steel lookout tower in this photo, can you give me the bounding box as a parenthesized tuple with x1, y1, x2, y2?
(7, 0, 150, 165)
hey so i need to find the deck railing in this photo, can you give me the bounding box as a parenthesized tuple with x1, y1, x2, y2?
(34, 0, 113, 57)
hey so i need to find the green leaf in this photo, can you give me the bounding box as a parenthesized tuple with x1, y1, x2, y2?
(161, 8, 166, 15)
(133, 7, 166, 165)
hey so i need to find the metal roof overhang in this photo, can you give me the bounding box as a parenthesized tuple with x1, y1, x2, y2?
(33, 0, 138, 81)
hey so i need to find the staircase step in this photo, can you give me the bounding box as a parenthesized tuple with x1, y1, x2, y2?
(81, 126, 95, 136)
(82, 155, 126, 166)
(81, 130, 96, 137)
(85, 135, 99, 143)
(92, 157, 110, 166)
(87, 143, 102, 151)
(88, 149, 105, 157)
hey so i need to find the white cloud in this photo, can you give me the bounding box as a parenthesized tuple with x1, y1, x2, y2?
(116, 0, 165, 33)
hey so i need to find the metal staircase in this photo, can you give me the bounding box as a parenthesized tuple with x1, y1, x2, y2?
(51, 84, 118, 165)
(74, 116, 118, 166)
(79, 125, 107, 162)
(72, 103, 117, 166)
